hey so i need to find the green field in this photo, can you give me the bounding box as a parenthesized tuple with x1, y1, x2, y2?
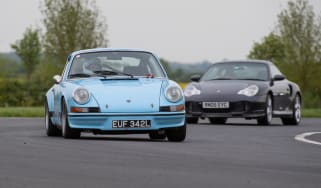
(0, 107, 44, 117)
(0, 106, 320, 118)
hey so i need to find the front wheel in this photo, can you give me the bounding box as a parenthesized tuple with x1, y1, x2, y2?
(281, 95, 301, 125)
(61, 101, 81, 139)
(166, 124, 186, 142)
(45, 102, 61, 136)
(257, 94, 272, 125)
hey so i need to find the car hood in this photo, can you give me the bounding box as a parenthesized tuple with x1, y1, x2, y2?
(197, 80, 268, 97)
(72, 78, 164, 113)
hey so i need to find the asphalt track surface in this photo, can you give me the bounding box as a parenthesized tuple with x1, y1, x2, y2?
(0, 118, 320, 188)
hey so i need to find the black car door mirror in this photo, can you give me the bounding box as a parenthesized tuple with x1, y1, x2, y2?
(190, 75, 201, 82)
(273, 74, 285, 81)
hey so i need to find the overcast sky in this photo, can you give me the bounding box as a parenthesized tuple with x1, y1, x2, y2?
(0, 0, 320, 62)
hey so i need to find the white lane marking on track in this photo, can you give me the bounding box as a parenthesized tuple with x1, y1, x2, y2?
(295, 132, 321, 146)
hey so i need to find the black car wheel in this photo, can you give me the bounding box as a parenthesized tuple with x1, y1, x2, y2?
(45, 102, 61, 136)
(209, 118, 227, 125)
(281, 95, 301, 125)
(62, 101, 81, 139)
(166, 124, 186, 142)
(186, 117, 198, 124)
(257, 94, 272, 125)
(149, 131, 166, 140)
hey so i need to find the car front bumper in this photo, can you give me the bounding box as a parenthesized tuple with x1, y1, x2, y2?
(186, 97, 266, 119)
(68, 112, 185, 131)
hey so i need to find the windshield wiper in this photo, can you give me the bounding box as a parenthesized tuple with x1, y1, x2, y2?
(235, 78, 267, 81)
(207, 78, 232, 80)
(94, 70, 134, 78)
(68, 73, 92, 78)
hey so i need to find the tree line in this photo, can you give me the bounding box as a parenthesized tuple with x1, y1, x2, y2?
(0, 0, 320, 108)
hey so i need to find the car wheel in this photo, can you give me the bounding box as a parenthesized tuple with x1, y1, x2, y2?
(209, 118, 227, 124)
(166, 124, 186, 142)
(149, 131, 166, 140)
(281, 94, 301, 125)
(45, 102, 61, 136)
(186, 117, 198, 124)
(61, 101, 80, 139)
(257, 94, 272, 125)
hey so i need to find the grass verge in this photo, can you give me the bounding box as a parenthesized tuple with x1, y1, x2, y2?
(0, 107, 44, 117)
(0, 107, 320, 118)
(301, 108, 321, 118)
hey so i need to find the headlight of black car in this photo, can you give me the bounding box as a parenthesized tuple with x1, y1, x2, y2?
(237, 85, 259, 97)
(184, 85, 201, 97)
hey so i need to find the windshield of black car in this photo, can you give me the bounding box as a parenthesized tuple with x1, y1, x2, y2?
(201, 62, 270, 81)
(68, 51, 166, 78)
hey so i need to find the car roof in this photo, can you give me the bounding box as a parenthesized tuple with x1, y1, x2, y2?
(213, 59, 273, 65)
(70, 48, 154, 56)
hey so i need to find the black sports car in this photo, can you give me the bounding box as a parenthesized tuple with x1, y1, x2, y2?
(184, 60, 302, 125)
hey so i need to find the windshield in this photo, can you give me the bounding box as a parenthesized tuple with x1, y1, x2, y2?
(201, 62, 270, 81)
(68, 51, 166, 78)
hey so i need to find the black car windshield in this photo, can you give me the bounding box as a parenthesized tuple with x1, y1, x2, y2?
(201, 62, 270, 81)
(68, 51, 166, 78)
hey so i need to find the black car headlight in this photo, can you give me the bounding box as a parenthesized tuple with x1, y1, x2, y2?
(73, 88, 90, 104)
(184, 85, 201, 97)
(237, 85, 259, 97)
(165, 86, 183, 103)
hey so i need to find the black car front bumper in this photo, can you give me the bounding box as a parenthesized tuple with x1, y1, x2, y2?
(185, 100, 266, 119)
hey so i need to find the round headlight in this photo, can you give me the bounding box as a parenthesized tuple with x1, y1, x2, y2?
(73, 88, 90, 104)
(165, 86, 183, 103)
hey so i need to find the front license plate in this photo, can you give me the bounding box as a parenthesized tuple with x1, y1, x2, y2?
(202, 102, 230, 109)
(112, 120, 151, 128)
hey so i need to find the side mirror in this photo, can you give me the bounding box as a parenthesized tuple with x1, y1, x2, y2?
(190, 75, 201, 82)
(53, 75, 62, 84)
(273, 74, 285, 81)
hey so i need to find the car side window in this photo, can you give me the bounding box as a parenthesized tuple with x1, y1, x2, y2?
(270, 65, 283, 78)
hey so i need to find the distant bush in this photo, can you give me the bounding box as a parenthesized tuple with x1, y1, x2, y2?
(0, 79, 46, 107)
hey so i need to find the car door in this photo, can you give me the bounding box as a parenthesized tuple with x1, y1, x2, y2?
(269, 65, 291, 112)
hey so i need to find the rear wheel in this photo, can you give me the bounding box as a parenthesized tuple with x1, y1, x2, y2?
(209, 118, 227, 125)
(186, 117, 198, 124)
(257, 94, 272, 125)
(45, 102, 61, 136)
(281, 95, 301, 125)
(62, 101, 80, 139)
(166, 124, 186, 142)
(149, 130, 166, 140)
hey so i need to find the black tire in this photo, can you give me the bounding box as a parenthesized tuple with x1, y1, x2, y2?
(209, 118, 227, 124)
(257, 94, 273, 125)
(281, 94, 301, 125)
(45, 102, 61, 136)
(61, 101, 81, 139)
(186, 117, 198, 124)
(149, 131, 166, 140)
(166, 124, 186, 142)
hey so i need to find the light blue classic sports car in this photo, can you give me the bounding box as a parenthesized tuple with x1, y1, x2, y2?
(45, 48, 186, 141)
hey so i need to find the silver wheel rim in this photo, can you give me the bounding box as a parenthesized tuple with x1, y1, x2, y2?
(294, 96, 301, 122)
(266, 96, 272, 123)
